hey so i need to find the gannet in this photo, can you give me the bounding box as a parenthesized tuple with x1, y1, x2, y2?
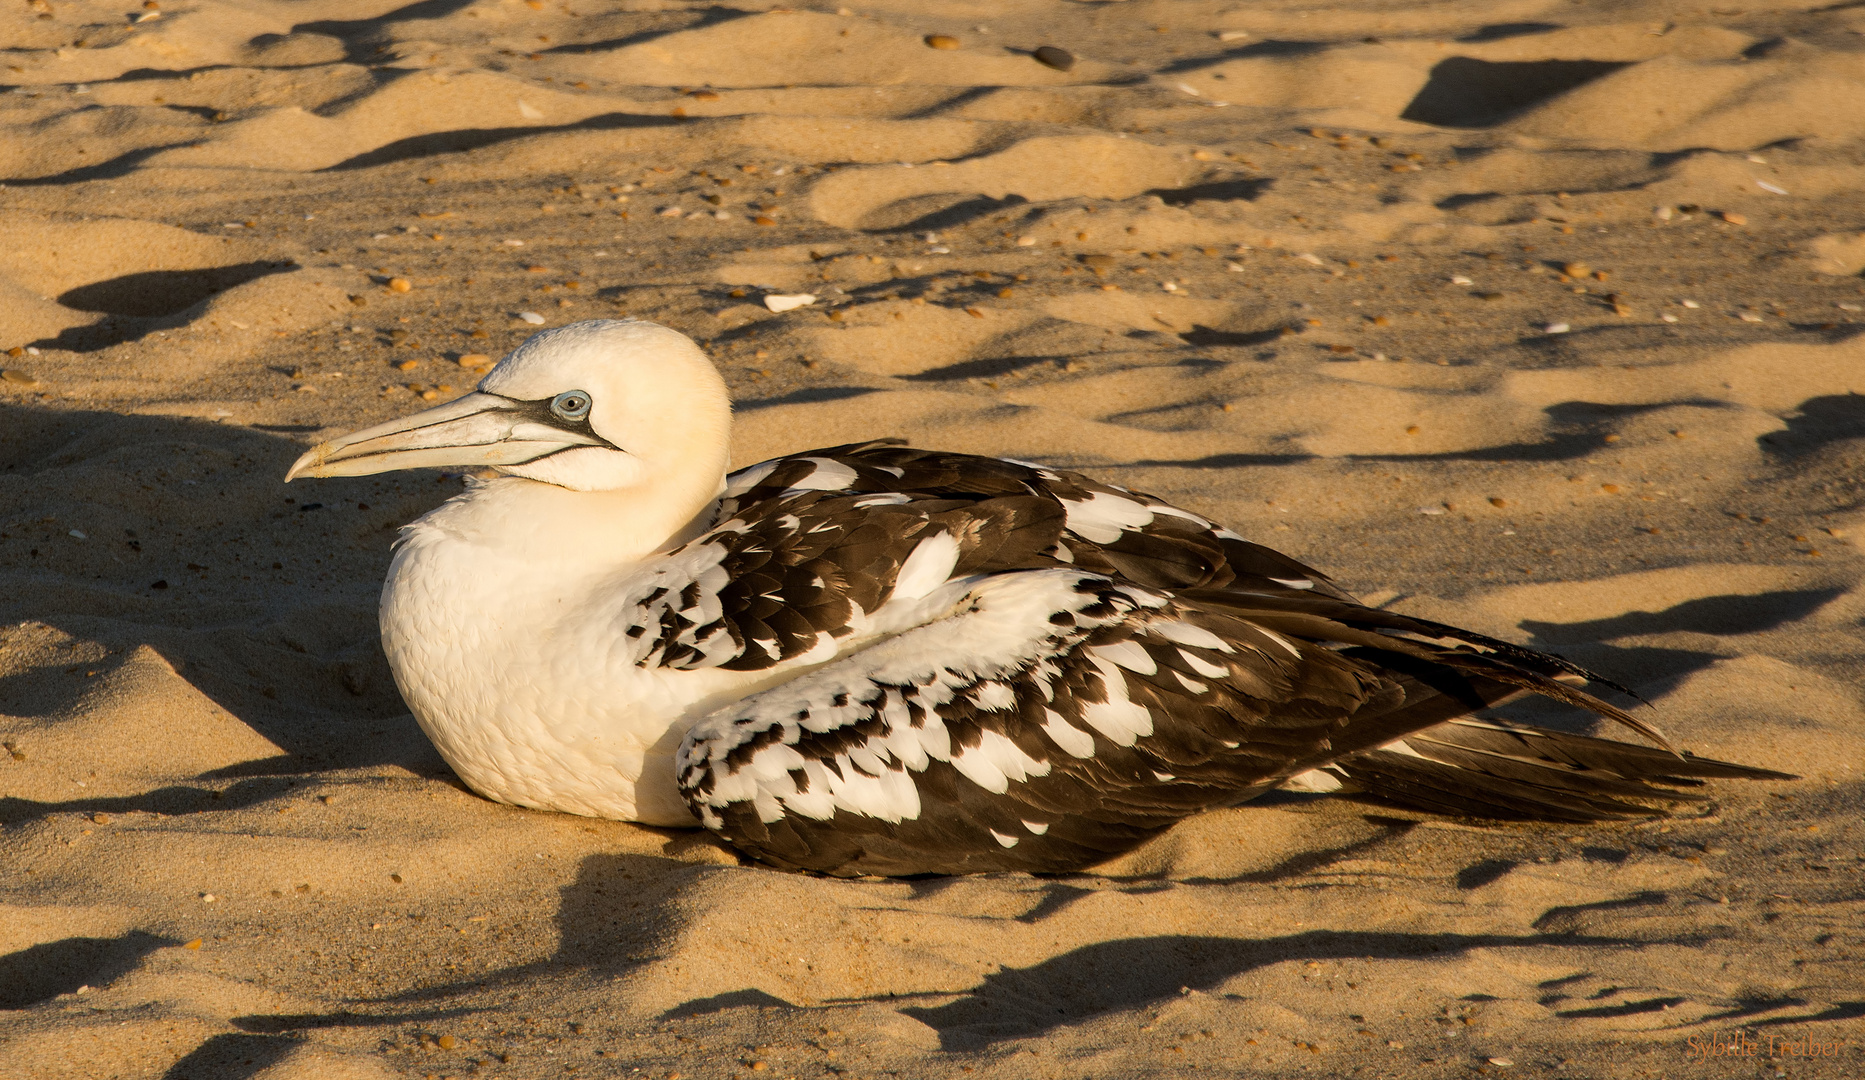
(286, 319, 1788, 876)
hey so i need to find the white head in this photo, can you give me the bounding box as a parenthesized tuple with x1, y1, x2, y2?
(286, 320, 733, 539)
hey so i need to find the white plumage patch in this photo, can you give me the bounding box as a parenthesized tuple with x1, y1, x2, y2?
(1079, 654, 1155, 746)
(893, 531, 962, 601)
(1151, 620, 1233, 653)
(1060, 490, 1156, 544)
(1041, 709, 1097, 759)
(1280, 767, 1345, 793)
(1091, 639, 1157, 675)
(790, 457, 861, 491)
(1257, 628, 1304, 659)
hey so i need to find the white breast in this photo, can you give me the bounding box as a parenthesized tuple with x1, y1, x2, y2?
(374, 476, 985, 827)
(380, 496, 768, 825)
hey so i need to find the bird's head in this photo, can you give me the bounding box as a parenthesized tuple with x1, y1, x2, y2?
(284, 319, 732, 493)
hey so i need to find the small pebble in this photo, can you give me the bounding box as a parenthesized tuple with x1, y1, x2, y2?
(1756, 180, 1787, 195)
(517, 312, 546, 324)
(92, 812, 110, 824)
(1561, 262, 1590, 278)
(458, 353, 490, 368)
(1720, 211, 1747, 225)
(1544, 322, 1570, 334)
(924, 34, 960, 50)
(1, 369, 38, 384)
(1489, 1058, 1514, 1068)
(1600, 483, 1621, 494)
(764, 293, 817, 312)
(1489, 497, 1507, 508)
(1738, 311, 1763, 322)
(1032, 45, 1075, 71)
(437, 1035, 458, 1050)
(387, 278, 412, 292)
(1661, 313, 1678, 322)
(1450, 275, 1473, 285)
(1681, 299, 1700, 308)
(1016, 235, 1036, 246)
(183, 939, 202, 950)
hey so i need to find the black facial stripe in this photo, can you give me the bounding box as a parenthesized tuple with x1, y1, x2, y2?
(504, 442, 600, 467)
(506, 396, 622, 451)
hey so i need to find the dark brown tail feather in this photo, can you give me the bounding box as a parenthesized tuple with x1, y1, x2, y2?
(1184, 590, 1673, 751)
(1330, 719, 1796, 822)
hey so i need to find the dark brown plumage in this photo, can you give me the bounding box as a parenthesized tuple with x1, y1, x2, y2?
(665, 442, 1790, 877)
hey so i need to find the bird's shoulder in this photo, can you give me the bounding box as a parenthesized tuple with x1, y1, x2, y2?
(718, 442, 1352, 596)
(625, 442, 1346, 673)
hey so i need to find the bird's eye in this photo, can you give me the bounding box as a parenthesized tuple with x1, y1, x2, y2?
(550, 391, 592, 421)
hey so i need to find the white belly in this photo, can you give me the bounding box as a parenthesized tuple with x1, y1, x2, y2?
(379, 515, 767, 826)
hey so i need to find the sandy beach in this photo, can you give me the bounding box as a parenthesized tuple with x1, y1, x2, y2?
(3, 0, 1864, 1076)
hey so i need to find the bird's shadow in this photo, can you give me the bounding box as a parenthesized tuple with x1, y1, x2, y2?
(890, 929, 1647, 1049)
(203, 852, 1640, 1049)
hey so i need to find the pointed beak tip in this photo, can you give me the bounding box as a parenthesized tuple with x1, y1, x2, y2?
(284, 445, 330, 483)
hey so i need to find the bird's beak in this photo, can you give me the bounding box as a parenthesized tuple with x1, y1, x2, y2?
(284, 392, 608, 481)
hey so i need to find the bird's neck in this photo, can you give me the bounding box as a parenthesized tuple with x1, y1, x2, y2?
(419, 468, 726, 568)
